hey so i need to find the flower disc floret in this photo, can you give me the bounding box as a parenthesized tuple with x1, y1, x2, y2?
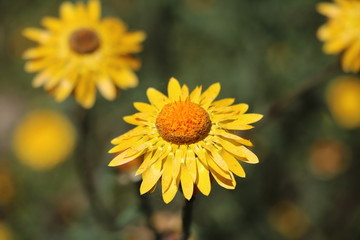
(69, 29, 100, 54)
(156, 101, 211, 145)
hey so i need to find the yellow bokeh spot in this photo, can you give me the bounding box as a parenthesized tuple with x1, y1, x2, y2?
(309, 139, 349, 179)
(0, 222, 13, 240)
(326, 75, 360, 129)
(12, 109, 76, 171)
(268, 201, 310, 239)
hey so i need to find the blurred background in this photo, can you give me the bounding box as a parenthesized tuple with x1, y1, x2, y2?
(1, 0, 360, 239)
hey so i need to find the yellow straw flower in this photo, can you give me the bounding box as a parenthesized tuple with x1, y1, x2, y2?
(23, 0, 145, 108)
(12, 109, 76, 171)
(109, 78, 262, 203)
(317, 0, 360, 72)
(326, 75, 360, 129)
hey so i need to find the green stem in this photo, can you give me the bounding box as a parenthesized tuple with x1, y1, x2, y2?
(75, 108, 117, 231)
(181, 197, 195, 240)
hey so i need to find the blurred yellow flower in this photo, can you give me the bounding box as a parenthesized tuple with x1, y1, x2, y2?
(23, 0, 145, 108)
(0, 222, 13, 240)
(317, 0, 360, 72)
(109, 78, 262, 203)
(326, 75, 360, 129)
(12, 110, 76, 171)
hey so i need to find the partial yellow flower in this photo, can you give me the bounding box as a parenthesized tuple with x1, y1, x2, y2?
(317, 0, 360, 72)
(108, 78, 262, 203)
(23, 0, 145, 108)
(12, 109, 76, 171)
(0, 222, 13, 240)
(326, 75, 360, 129)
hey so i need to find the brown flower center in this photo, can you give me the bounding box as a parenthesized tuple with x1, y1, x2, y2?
(69, 29, 100, 54)
(156, 101, 212, 145)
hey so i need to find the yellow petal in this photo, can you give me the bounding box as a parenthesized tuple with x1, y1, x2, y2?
(168, 77, 181, 101)
(54, 78, 75, 102)
(32, 72, 49, 88)
(108, 135, 144, 153)
(136, 144, 172, 175)
(133, 102, 157, 113)
(173, 147, 184, 178)
(23, 28, 50, 43)
(211, 98, 235, 108)
(180, 84, 189, 101)
(190, 144, 207, 167)
(207, 157, 232, 181)
(60, 1, 76, 21)
(140, 160, 162, 194)
(185, 149, 197, 182)
(213, 128, 253, 146)
(213, 137, 255, 162)
(317, 3, 340, 17)
(111, 126, 148, 144)
(196, 160, 211, 196)
(180, 164, 194, 200)
(120, 32, 146, 53)
(211, 169, 236, 190)
(41, 17, 62, 31)
(23, 47, 52, 59)
(123, 112, 154, 126)
(108, 137, 158, 167)
(222, 150, 246, 178)
(323, 35, 352, 54)
(211, 103, 250, 118)
(237, 114, 263, 124)
(25, 58, 52, 72)
(87, 0, 101, 21)
(239, 146, 259, 164)
(343, 41, 360, 72)
(162, 153, 174, 193)
(100, 17, 127, 34)
(96, 75, 117, 100)
(202, 142, 229, 173)
(110, 68, 138, 89)
(74, 2, 87, 21)
(108, 147, 145, 167)
(74, 75, 96, 109)
(190, 86, 202, 104)
(146, 88, 169, 110)
(162, 177, 179, 204)
(200, 83, 221, 109)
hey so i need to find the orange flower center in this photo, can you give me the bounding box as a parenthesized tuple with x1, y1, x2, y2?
(69, 29, 100, 54)
(156, 101, 212, 145)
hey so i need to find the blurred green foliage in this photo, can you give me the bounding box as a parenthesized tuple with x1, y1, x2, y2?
(1, 0, 359, 240)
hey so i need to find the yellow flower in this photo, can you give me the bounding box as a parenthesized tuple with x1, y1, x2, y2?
(326, 75, 360, 129)
(23, 0, 145, 108)
(317, 0, 360, 72)
(12, 109, 76, 171)
(108, 78, 262, 203)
